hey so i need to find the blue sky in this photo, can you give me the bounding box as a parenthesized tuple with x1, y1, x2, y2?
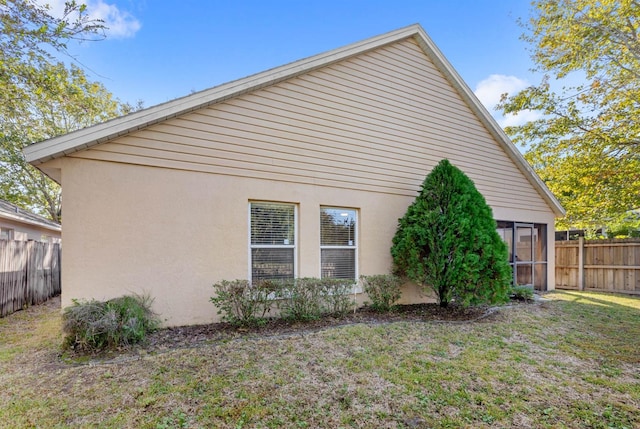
(45, 0, 545, 127)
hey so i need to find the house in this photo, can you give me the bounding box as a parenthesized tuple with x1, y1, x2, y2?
(0, 199, 61, 243)
(23, 24, 564, 327)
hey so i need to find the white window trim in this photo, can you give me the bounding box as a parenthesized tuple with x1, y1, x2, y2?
(0, 228, 15, 241)
(248, 202, 298, 282)
(319, 207, 360, 292)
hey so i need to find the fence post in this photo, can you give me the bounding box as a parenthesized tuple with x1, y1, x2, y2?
(578, 236, 584, 291)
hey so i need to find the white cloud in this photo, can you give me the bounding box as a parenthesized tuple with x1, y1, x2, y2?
(88, 1, 141, 38)
(474, 74, 542, 128)
(474, 74, 529, 111)
(35, 0, 141, 39)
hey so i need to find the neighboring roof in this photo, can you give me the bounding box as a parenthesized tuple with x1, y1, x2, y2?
(0, 199, 61, 232)
(23, 24, 565, 217)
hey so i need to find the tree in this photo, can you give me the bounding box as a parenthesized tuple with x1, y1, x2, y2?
(0, 63, 136, 221)
(0, 0, 135, 220)
(391, 159, 512, 308)
(499, 0, 640, 232)
(1, 0, 105, 116)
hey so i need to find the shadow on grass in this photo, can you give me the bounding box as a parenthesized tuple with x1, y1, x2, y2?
(551, 290, 640, 312)
(546, 290, 640, 364)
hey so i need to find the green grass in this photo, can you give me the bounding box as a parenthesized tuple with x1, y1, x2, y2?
(0, 291, 639, 428)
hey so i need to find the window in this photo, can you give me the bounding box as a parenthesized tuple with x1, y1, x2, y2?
(320, 207, 357, 280)
(250, 202, 296, 282)
(0, 228, 14, 241)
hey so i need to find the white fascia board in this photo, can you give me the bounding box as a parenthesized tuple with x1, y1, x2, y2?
(412, 27, 566, 218)
(24, 24, 422, 165)
(0, 212, 61, 231)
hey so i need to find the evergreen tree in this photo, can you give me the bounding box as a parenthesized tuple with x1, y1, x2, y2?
(391, 159, 512, 307)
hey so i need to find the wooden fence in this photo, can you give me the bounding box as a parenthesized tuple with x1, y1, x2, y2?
(555, 238, 640, 295)
(0, 240, 61, 317)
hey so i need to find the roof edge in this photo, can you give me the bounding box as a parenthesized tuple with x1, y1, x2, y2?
(24, 23, 564, 218)
(0, 209, 61, 231)
(1, 214, 62, 231)
(24, 24, 423, 165)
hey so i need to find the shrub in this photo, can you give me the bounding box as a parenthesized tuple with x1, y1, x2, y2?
(62, 294, 159, 352)
(211, 277, 356, 324)
(360, 274, 402, 312)
(510, 285, 534, 302)
(391, 159, 512, 308)
(277, 278, 324, 321)
(319, 278, 356, 316)
(210, 279, 274, 326)
(276, 277, 356, 320)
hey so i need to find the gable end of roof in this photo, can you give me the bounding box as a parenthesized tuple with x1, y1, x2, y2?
(23, 24, 565, 217)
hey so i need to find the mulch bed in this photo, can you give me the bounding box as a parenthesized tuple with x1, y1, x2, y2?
(143, 303, 497, 354)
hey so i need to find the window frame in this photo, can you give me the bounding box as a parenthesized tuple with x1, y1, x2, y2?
(0, 228, 14, 241)
(319, 206, 358, 282)
(248, 202, 298, 282)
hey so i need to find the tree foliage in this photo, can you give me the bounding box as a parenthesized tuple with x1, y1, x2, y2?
(0, 63, 135, 220)
(499, 0, 640, 231)
(391, 159, 512, 308)
(1, 0, 105, 115)
(0, 0, 134, 220)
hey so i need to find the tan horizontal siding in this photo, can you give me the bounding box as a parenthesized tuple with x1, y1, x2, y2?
(151, 118, 529, 186)
(88, 140, 420, 189)
(222, 96, 523, 179)
(326, 57, 480, 123)
(70, 150, 417, 196)
(153, 110, 531, 191)
(75, 38, 550, 213)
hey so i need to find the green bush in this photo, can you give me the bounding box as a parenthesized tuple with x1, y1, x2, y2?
(319, 278, 356, 316)
(391, 159, 512, 308)
(210, 279, 274, 326)
(360, 274, 402, 312)
(277, 278, 356, 320)
(277, 278, 325, 321)
(510, 285, 534, 302)
(211, 277, 356, 324)
(62, 294, 159, 352)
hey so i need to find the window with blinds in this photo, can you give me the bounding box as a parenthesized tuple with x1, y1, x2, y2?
(250, 202, 296, 281)
(320, 207, 357, 280)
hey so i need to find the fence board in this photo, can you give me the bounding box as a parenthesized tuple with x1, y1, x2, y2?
(0, 241, 61, 317)
(556, 238, 640, 295)
(555, 240, 580, 290)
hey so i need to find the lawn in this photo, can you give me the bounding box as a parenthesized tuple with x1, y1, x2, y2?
(0, 291, 638, 428)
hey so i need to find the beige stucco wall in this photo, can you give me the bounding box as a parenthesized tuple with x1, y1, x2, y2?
(59, 157, 555, 326)
(60, 157, 409, 326)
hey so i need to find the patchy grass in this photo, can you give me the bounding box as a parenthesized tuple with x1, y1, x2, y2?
(0, 291, 639, 428)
